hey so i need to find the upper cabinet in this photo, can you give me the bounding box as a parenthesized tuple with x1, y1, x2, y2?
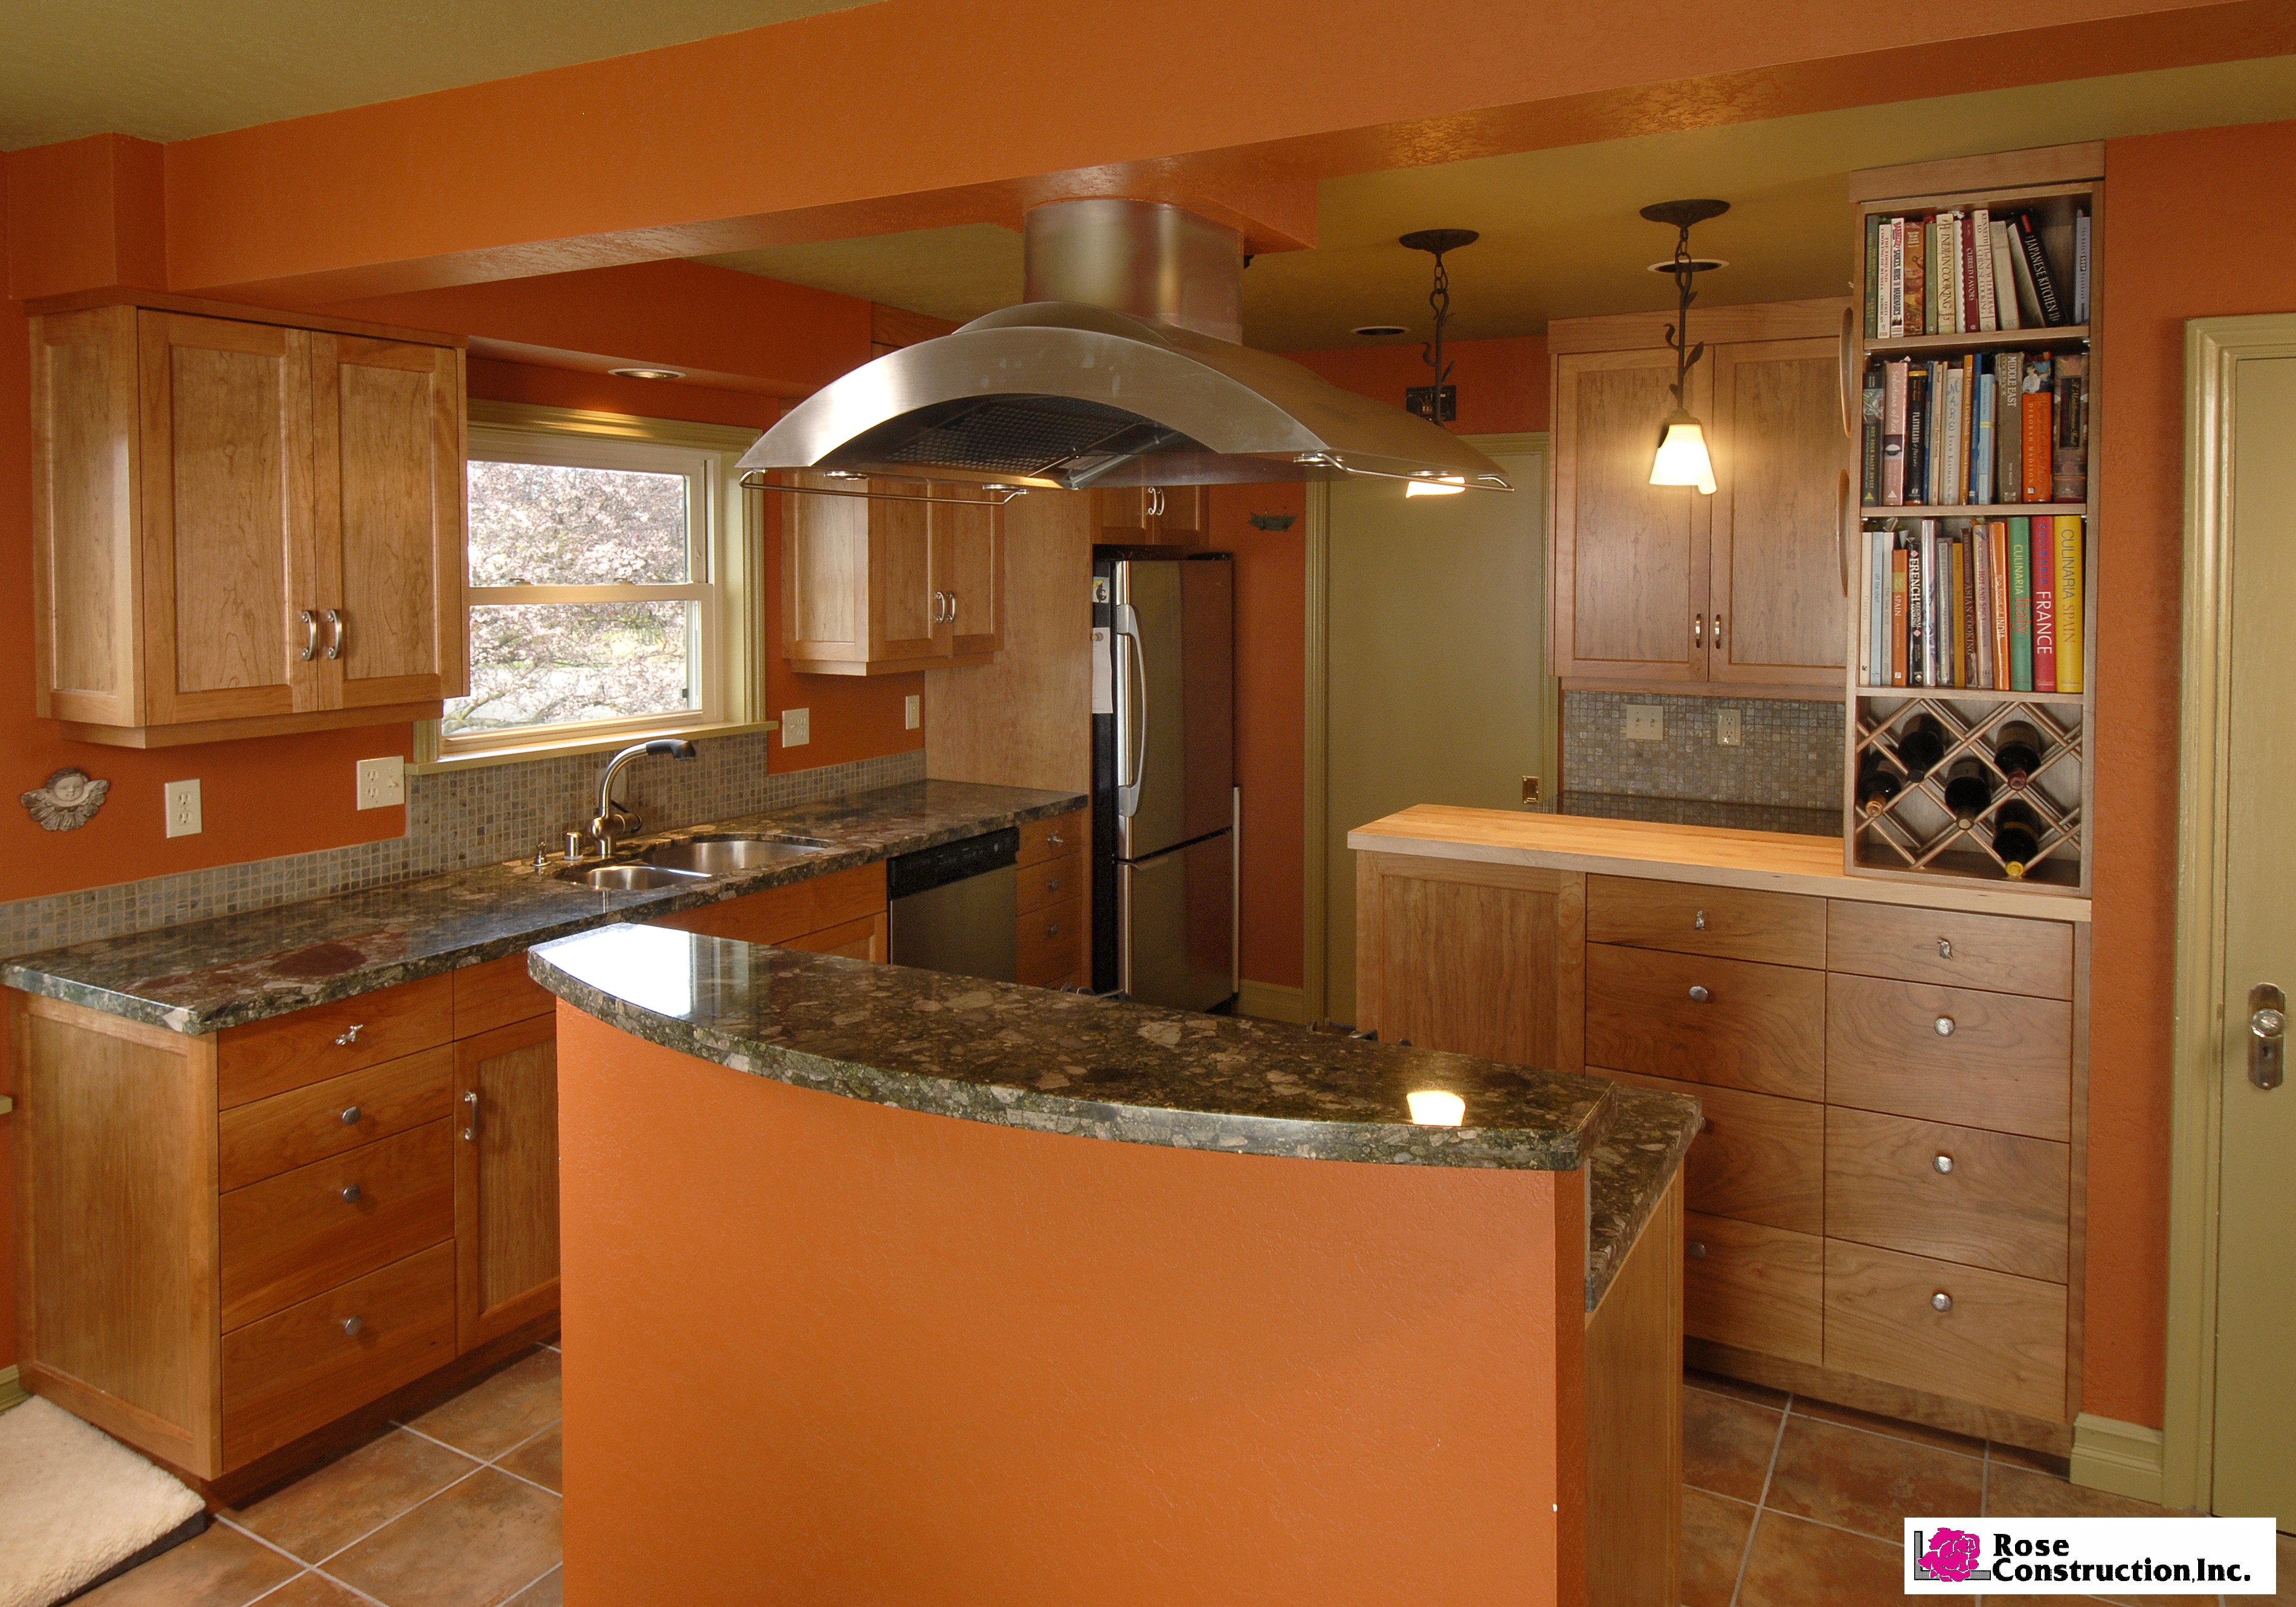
(31, 298, 467, 747)
(782, 476, 1005, 674)
(1095, 484, 1207, 546)
(1550, 298, 1855, 692)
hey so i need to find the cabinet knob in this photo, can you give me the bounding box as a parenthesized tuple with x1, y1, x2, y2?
(340, 1105, 362, 1126)
(1047, 832, 1065, 848)
(1046, 922, 1061, 938)
(1688, 985, 1711, 1003)
(1694, 909, 1707, 931)
(342, 1315, 365, 1336)
(1937, 938, 1953, 959)
(1933, 1154, 1954, 1175)
(335, 1023, 364, 1046)
(1688, 1241, 1707, 1260)
(341, 1184, 363, 1203)
(1045, 877, 1062, 894)
(1935, 1016, 1956, 1037)
(1931, 1292, 1954, 1313)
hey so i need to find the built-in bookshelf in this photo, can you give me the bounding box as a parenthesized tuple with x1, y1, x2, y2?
(1843, 144, 2101, 898)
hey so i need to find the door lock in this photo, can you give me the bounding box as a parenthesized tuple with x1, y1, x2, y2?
(2249, 983, 2285, 1090)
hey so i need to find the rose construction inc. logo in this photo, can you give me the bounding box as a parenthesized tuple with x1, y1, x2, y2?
(1915, 1528, 1992, 1584)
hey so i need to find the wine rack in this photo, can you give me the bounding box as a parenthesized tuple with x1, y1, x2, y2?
(1842, 145, 2100, 899)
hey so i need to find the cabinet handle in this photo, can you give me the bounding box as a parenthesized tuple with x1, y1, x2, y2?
(342, 1315, 364, 1337)
(947, 590, 958, 622)
(1933, 1154, 1954, 1175)
(335, 1023, 364, 1047)
(1937, 938, 1953, 959)
(1046, 831, 1065, 848)
(1693, 614, 1704, 647)
(341, 1184, 363, 1203)
(1046, 921, 1062, 938)
(1688, 985, 1711, 1003)
(462, 1089, 479, 1142)
(1935, 1016, 1956, 1037)
(1688, 1241, 1707, 1260)
(324, 608, 344, 661)
(1712, 613, 1725, 646)
(1931, 1292, 1954, 1313)
(340, 1105, 362, 1126)
(1045, 877, 1062, 894)
(1694, 909, 1706, 931)
(300, 609, 320, 662)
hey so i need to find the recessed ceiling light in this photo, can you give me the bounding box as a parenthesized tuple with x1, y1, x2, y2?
(1352, 324, 1408, 338)
(608, 366, 686, 381)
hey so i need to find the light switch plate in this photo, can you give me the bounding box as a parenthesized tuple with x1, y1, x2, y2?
(164, 778, 202, 837)
(356, 755, 405, 810)
(1715, 709, 1744, 747)
(904, 695, 921, 731)
(781, 707, 811, 747)
(1625, 704, 1665, 742)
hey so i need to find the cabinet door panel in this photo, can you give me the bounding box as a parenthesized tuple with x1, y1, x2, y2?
(454, 1016, 560, 1351)
(1551, 349, 1708, 681)
(1709, 338, 1851, 685)
(139, 311, 312, 724)
(935, 490, 1004, 658)
(868, 495, 942, 665)
(33, 306, 143, 724)
(784, 474, 868, 668)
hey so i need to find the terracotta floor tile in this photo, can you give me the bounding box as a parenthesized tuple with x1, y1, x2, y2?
(2225, 1528, 2295, 1603)
(1680, 1486, 1755, 1607)
(326, 1467, 562, 1607)
(407, 1350, 562, 1461)
(1683, 1386, 1783, 1503)
(505, 1567, 563, 1606)
(1984, 1462, 2190, 1521)
(231, 1428, 481, 1562)
(256, 1574, 375, 1606)
(1987, 1440, 2074, 1478)
(1685, 1367, 1792, 1410)
(1791, 1396, 1987, 1457)
(497, 1425, 561, 1495)
(1765, 1414, 1985, 1541)
(1739, 1509, 1970, 1606)
(77, 1523, 302, 1607)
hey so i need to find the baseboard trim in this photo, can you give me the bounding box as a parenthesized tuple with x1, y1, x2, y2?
(2071, 1412, 2167, 1504)
(0, 1364, 25, 1413)
(1236, 981, 1311, 1025)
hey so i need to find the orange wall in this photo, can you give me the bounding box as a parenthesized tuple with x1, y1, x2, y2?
(1289, 336, 1551, 437)
(558, 1005, 1581, 1605)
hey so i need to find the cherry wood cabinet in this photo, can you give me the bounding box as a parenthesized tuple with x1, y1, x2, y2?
(782, 477, 1004, 674)
(1549, 299, 1853, 693)
(454, 1014, 560, 1351)
(1095, 484, 1207, 546)
(28, 294, 466, 747)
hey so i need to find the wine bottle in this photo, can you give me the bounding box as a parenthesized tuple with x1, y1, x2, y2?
(1895, 714, 1946, 779)
(1857, 763, 1903, 817)
(1991, 800, 2045, 878)
(1943, 757, 1992, 828)
(1994, 720, 2043, 788)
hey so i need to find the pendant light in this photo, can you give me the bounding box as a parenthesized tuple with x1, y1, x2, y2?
(1642, 199, 1729, 495)
(1395, 228, 1479, 494)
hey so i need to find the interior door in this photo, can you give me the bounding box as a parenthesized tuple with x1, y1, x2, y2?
(2211, 350, 2296, 1528)
(869, 495, 944, 666)
(310, 333, 464, 708)
(138, 311, 315, 725)
(454, 1016, 559, 1351)
(1324, 441, 1553, 1025)
(934, 488, 1004, 659)
(1707, 338, 1853, 686)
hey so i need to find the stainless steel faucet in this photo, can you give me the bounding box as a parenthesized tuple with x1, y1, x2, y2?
(585, 739, 697, 857)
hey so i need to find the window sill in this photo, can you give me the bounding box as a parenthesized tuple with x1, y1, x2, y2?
(409, 718, 781, 775)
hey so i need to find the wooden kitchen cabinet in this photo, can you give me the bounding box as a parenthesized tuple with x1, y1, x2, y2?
(782, 477, 1004, 673)
(1549, 299, 1853, 693)
(1096, 484, 1207, 545)
(28, 294, 466, 747)
(454, 1014, 560, 1351)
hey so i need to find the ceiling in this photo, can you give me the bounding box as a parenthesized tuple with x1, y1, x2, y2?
(0, 0, 878, 148)
(702, 55, 2296, 352)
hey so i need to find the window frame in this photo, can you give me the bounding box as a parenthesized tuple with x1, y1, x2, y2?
(415, 401, 769, 771)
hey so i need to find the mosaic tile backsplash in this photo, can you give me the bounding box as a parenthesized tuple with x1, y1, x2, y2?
(0, 732, 924, 959)
(1561, 691, 1843, 811)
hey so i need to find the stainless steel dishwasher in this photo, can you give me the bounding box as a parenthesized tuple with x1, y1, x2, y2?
(886, 828, 1019, 981)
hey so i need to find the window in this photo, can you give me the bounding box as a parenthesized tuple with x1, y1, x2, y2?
(425, 407, 763, 764)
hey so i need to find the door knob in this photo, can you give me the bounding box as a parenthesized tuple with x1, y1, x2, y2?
(1688, 985, 1711, 1003)
(341, 1184, 363, 1203)
(1935, 1016, 1956, 1037)
(342, 1315, 364, 1337)
(2250, 984, 2286, 1090)
(1933, 1154, 1954, 1174)
(1932, 1292, 1954, 1312)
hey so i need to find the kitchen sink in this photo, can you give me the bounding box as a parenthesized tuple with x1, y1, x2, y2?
(641, 836, 831, 875)
(555, 861, 714, 891)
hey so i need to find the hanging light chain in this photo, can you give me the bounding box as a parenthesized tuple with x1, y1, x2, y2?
(1663, 221, 1704, 408)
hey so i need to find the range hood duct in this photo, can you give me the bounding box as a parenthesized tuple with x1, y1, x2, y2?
(736, 198, 1512, 493)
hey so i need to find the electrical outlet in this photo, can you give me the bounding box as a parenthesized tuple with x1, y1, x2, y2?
(1715, 709, 1744, 748)
(781, 707, 810, 747)
(356, 755, 405, 810)
(1521, 775, 1541, 805)
(905, 694, 921, 731)
(164, 778, 202, 837)
(1624, 704, 1665, 742)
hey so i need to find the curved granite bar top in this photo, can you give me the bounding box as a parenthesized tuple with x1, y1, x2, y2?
(530, 922, 1701, 1307)
(0, 781, 1082, 1035)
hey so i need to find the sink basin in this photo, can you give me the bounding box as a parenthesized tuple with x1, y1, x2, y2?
(642, 836, 830, 875)
(555, 861, 713, 891)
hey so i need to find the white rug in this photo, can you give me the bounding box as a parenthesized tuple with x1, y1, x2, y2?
(0, 1397, 204, 1607)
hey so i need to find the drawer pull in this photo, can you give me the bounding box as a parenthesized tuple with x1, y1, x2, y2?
(1937, 938, 1953, 959)
(1045, 877, 1062, 894)
(340, 1105, 363, 1126)
(342, 1315, 365, 1337)
(1688, 1241, 1707, 1260)
(1933, 1154, 1954, 1175)
(341, 1184, 363, 1203)
(1694, 909, 1707, 931)
(335, 1024, 364, 1047)
(1046, 922, 1062, 938)
(1688, 985, 1711, 1003)
(1931, 1292, 1953, 1313)
(1935, 1015, 1956, 1037)
(1047, 831, 1065, 848)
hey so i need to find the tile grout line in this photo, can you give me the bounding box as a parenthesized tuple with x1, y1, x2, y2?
(1779, 1392, 1987, 1464)
(213, 1518, 392, 1607)
(490, 1560, 564, 1605)
(1726, 1388, 1795, 1607)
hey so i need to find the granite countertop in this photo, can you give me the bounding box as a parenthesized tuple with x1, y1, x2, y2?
(530, 923, 1701, 1307)
(0, 781, 1083, 1035)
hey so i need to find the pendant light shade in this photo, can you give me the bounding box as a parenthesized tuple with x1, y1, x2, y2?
(1649, 408, 1717, 495)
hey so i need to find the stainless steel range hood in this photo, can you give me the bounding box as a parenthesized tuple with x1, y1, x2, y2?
(735, 199, 1512, 494)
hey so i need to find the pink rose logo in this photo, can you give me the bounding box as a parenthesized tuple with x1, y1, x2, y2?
(1921, 1527, 1982, 1583)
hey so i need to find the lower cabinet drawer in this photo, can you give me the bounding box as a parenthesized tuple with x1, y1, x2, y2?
(1018, 852, 1083, 915)
(1603, 1069, 1824, 1236)
(218, 1047, 456, 1192)
(1825, 1108, 2069, 1282)
(1826, 973, 2072, 1141)
(221, 1120, 456, 1331)
(221, 1241, 457, 1470)
(1822, 1240, 2067, 1422)
(1683, 1212, 1822, 1366)
(1017, 896, 1084, 987)
(1585, 944, 1825, 1100)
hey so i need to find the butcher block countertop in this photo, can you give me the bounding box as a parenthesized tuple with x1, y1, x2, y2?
(1348, 805, 2091, 922)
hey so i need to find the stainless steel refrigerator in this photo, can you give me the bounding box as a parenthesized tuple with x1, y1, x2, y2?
(1091, 548, 1236, 1010)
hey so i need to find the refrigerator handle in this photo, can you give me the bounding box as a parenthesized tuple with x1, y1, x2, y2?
(1114, 603, 1148, 818)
